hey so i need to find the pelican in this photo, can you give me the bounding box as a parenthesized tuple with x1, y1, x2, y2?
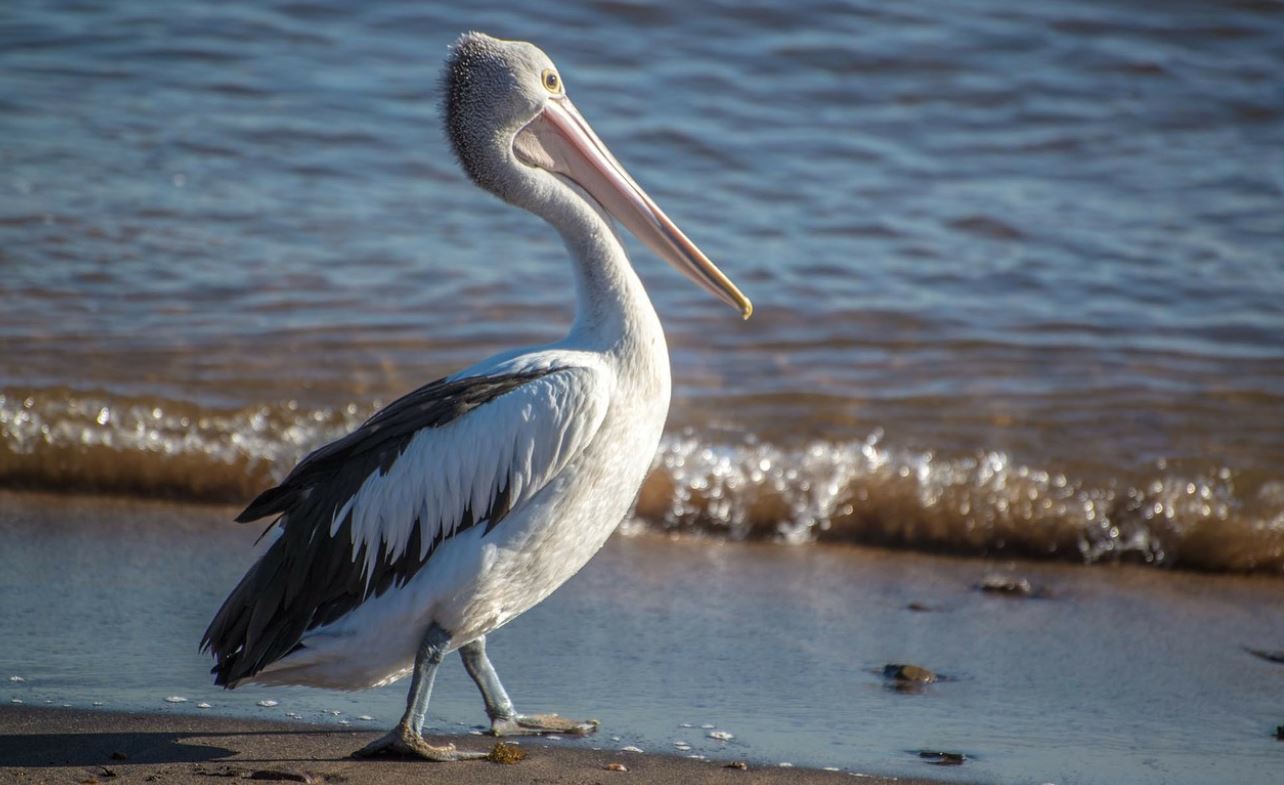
(201, 31, 751, 761)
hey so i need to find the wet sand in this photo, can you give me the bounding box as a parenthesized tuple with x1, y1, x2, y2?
(2, 490, 1282, 784)
(0, 706, 950, 785)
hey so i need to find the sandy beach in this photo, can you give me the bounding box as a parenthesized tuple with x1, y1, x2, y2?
(0, 706, 956, 785)
(3, 491, 1283, 784)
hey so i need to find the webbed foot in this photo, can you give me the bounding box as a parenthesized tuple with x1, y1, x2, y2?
(353, 723, 488, 761)
(490, 713, 599, 737)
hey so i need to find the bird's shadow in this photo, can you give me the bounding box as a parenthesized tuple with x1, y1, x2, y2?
(0, 729, 319, 768)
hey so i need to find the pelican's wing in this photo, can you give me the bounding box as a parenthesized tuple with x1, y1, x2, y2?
(202, 362, 609, 686)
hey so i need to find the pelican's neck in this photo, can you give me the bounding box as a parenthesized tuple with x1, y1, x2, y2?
(525, 176, 662, 352)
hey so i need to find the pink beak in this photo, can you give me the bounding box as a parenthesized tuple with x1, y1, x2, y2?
(513, 96, 752, 319)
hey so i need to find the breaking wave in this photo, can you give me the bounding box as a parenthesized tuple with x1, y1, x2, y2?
(3, 388, 1282, 574)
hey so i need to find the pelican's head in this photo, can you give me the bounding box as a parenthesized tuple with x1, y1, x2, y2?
(442, 32, 752, 319)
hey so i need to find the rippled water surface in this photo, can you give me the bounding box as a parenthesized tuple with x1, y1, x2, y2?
(2, 4, 1284, 557)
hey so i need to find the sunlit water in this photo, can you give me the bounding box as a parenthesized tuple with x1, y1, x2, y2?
(2, 0, 1283, 569)
(1, 493, 1282, 785)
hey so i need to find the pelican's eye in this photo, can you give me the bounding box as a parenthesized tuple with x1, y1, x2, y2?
(541, 69, 562, 94)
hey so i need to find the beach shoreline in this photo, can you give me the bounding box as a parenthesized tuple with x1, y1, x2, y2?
(0, 705, 957, 785)
(3, 489, 1282, 784)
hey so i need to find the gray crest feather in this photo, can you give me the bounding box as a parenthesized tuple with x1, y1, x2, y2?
(442, 32, 512, 192)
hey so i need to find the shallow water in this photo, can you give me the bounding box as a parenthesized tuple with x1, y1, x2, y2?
(2, 0, 1283, 570)
(2, 492, 1282, 784)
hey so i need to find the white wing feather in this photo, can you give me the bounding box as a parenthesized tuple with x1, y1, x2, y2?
(329, 365, 610, 586)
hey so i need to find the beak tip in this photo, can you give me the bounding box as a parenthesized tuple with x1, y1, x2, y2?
(739, 300, 753, 320)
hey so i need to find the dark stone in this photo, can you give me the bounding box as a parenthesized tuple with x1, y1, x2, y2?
(918, 750, 966, 766)
(245, 770, 315, 783)
(1245, 646, 1284, 664)
(883, 664, 937, 683)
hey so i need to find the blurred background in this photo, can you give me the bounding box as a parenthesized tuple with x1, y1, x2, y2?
(1, 2, 1283, 783)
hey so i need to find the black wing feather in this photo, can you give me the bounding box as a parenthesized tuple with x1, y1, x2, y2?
(201, 369, 556, 687)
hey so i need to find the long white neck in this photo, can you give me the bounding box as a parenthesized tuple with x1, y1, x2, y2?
(515, 172, 664, 354)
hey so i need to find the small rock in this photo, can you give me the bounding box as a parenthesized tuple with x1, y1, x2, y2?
(918, 750, 966, 766)
(98, 768, 117, 779)
(883, 664, 937, 683)
(707, 730, 734, 741)
(724, 761, 748, 770)
(1245, 647, 1284, 664)
(164, 696, 187, 704)
(256, 699, 279, 708)
(976, 575, 1034, 597)
(109, 752, 127, 761)
(487, 741, 527, 764)
(620, 745, 643, 753)
(604, 762, 628, 772)
(245, 769, 315, 783)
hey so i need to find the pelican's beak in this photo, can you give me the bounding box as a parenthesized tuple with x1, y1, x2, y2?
(514, 96, 752, 319)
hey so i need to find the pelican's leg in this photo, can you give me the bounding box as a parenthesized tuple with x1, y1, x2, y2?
(354, 623, 487, 761)
(459, 636, 599, 737)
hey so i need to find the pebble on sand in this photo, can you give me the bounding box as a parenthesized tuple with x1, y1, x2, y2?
(918, 750, 967, 766)
(724, 761, 748, 770)
(883, 664, 937, 683)
(604, 762, 628, 772)
(1245, 647, 1284, 664)
(976, 574, 1035, 597)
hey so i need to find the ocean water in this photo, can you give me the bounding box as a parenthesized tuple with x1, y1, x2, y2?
(2, 0, 1284, 570)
